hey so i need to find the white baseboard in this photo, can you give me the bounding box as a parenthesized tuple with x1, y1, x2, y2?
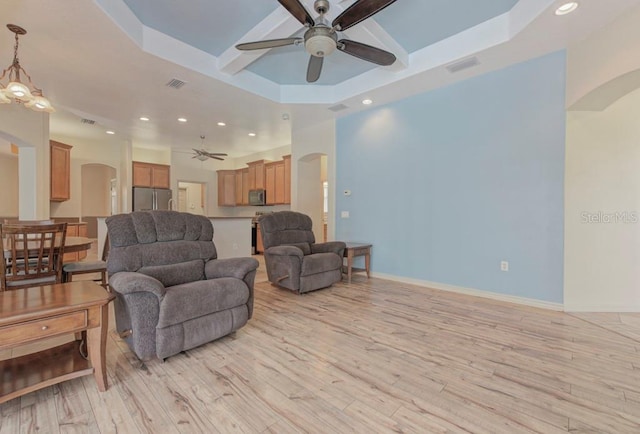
(564, 304, 640, 313)
(371, 272, 564, 311)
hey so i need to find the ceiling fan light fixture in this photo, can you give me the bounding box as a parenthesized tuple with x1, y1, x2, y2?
(195, 154, 208, 162)
(304, 26, 337, 57)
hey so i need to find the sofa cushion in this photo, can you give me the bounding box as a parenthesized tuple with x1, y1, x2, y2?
(138, 259, 204, 287)
(157, 278, 250, 328)
(300, 252, 342, 276)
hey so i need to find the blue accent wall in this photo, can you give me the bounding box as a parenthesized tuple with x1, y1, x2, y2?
(336, 51, 566, 303)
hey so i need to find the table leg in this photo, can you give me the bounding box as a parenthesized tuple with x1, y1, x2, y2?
(87, 304, 109, 392)
(365, 249, 371, 278)
(347, 249, 354, 284)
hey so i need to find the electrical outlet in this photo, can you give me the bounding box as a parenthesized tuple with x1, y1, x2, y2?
(232, 243, 238, 250)
(341, 211, 350, 218)
(500, 261, 509, 272)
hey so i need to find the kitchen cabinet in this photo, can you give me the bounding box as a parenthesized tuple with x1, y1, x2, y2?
(235, 168, 249, 206)
(265, 160, 287, 205)
(217, 170, 236, 207)
(63, 222, 88, 263)
(283, 155, 291, 204)
(132, 162, 170, 189)
(247, 160, 265, 190)
(50, 141, 72, 202)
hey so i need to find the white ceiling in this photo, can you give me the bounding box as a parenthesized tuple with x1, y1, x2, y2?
(3, 0, 640, 158)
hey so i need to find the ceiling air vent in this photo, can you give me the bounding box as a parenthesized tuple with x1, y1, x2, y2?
(166, 78, 187, 89)
(80, 118, 96, 125)
(446, 57, 480, 74)
(328, 103, 348, 112)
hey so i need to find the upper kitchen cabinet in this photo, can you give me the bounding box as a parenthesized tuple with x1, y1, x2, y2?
(217, 170, 236, 207)
(265, 155, 291, 205)
(247, 160, 265, 190)
(235, 168, 249, 206)
(132, 161, 170, 189)
(50, 140, 72, 202)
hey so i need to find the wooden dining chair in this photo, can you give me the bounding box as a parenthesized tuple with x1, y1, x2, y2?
(62, 234, 110, 290)
(0, 222, 68, 291)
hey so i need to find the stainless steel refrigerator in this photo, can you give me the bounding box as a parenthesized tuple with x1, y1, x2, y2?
(133, 187, 172, 211)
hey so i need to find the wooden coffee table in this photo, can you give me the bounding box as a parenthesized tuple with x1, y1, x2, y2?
(0, 281, 114, 404)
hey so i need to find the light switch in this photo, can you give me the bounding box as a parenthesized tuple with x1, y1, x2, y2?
(341, 211, 350, 218)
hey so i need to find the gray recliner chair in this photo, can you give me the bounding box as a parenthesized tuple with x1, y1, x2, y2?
(259, 211, 345, 293)
(106, 211, 258, 361)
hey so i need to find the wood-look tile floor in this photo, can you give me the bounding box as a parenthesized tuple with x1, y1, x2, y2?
(2, 251, 640, 433)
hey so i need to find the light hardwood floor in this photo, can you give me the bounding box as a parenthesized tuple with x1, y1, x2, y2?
(2, 249, 640, 433)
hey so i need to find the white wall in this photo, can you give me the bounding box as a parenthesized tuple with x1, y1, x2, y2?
(291, 119, 336, 240)
(132, 147, 171, 164)
(0, 104, 50, 219)
(565, 86, 640, 311)
(567, 3, 640, 109)
(0, 154, 18, 217)
(82, 164, 116, 216)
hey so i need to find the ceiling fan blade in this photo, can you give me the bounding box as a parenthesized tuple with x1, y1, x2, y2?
(236, 37, 302, 51)
(211, 156, 225, 161)
(338, 39, 396, 66)
(307, 55, 323, 83)
(332, 0, 397, 31)
(277, 0, 315, 27)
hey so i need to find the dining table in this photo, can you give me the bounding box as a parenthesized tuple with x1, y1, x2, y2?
(2, 236, 93, 261)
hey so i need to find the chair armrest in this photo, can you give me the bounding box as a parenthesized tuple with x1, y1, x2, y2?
(108, 272, 166, 300)
(311, 241, 346, 256)
(205, 257, 259, 280)
(265, 245, 304, 258)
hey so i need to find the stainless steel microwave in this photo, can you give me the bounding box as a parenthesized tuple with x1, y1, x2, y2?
(248, 189, 266, 206)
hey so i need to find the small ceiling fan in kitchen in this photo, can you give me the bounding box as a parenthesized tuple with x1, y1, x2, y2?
(191, 135, 227, 161)
(235, 0, 398, 83)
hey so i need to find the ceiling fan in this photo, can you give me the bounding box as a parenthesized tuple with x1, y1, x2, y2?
(236, 0, 398, 83)
(192, 136, 227, 161)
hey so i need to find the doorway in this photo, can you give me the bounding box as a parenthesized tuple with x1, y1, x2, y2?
(177, 181, 207, 215)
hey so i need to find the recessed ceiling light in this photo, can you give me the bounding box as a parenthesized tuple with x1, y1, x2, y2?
(555, 2, 578, 15)
(217, 122, 226, 126)
(139, 117, 150, 121)
(248, 133, 256, 137)
(106, 130, 115, 135)
(362, 99, 373, 105)
(178, 117, 187, 123)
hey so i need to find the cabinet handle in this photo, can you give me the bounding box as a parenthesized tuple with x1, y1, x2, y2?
(41, 326, 49, 331)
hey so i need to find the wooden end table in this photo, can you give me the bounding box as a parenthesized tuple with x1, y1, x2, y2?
(343, 242, 372, 284)
(0, 281, 114, 404)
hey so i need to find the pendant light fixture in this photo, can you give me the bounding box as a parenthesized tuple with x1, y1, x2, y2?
(0, 24, 54, 113)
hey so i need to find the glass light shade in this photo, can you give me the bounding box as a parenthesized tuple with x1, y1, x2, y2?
(25, 95, 55, 113)
(196, 154, 208, 161)
(5, 81, 33, 100)
(0, 89, 11, 104)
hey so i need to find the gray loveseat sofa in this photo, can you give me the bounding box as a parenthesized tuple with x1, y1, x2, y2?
(260, 211, 345, 293)
(106, 211, 258, 361)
